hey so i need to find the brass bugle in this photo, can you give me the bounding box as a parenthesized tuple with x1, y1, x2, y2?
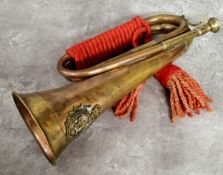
(12, 16, 220, 164)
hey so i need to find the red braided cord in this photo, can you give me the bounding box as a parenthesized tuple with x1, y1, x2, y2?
(66, 16, 151, 69)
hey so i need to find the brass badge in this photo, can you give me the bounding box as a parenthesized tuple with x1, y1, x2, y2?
(64, 104, 101, 141)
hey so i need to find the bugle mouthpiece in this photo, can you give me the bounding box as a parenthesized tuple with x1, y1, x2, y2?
(208, 17, 221, 33)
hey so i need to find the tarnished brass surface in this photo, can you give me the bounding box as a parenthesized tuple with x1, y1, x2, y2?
(12, 15, 220, 165)
(12, 44, 188, 164)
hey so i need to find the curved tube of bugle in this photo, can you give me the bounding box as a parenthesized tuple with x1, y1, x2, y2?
(12, 43, 189, 165)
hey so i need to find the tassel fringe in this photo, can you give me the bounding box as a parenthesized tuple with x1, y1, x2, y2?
(167, 70, 212, 123)
(114, 84, 144, 122)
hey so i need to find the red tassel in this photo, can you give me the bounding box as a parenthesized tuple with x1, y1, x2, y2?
(155, 64, 212, 123)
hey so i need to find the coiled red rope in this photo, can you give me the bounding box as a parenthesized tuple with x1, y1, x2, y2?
(66, 16, 212, 123)
(67, 16, 151, 69)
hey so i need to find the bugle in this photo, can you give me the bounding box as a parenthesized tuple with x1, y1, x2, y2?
(12, 15, 220, 164)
